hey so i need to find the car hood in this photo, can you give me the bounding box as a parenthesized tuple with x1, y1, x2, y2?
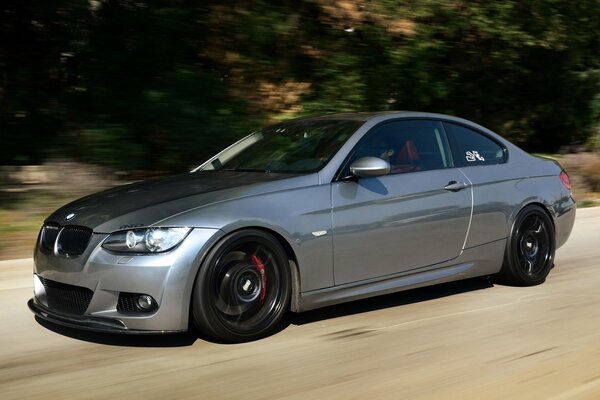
(46, 171, 316, 233)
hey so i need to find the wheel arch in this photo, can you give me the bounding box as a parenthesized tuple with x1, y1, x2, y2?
(496, 200, 557, 286)
(189, 225, 302, 318)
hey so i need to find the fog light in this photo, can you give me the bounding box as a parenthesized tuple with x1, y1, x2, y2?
(137, 294, 156, 311)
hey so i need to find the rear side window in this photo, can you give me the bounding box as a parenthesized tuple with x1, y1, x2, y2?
(444, 123, 506, 167)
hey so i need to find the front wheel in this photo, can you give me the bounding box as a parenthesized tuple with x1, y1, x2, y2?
(192, 229, 291, 342)
(496, 205, 555, 286)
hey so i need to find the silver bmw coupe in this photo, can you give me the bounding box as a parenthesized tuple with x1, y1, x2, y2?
(29, 112, 576, 342)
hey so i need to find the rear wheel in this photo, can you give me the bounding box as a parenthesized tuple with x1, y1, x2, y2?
(192, 229, 291, 342)
(497, 205, 555, 286)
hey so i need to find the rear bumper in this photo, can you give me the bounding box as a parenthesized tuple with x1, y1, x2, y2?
(554, 195, 576, 249)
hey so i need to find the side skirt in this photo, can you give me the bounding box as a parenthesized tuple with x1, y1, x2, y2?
(297, 238, 506, 312)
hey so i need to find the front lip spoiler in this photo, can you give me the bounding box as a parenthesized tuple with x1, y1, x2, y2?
(27, 298, 185, 335)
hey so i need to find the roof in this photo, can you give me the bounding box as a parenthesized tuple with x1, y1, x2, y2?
(294, 111, 410, 122)
(283, 111, 479, 123)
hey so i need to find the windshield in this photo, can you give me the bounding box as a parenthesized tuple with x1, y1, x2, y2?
(198, 119, 362, 173)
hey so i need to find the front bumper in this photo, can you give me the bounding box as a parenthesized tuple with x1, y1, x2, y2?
(28, 298, 182, 334)
(30, 228, 224, 333)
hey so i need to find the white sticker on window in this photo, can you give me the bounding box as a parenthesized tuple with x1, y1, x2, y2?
(465, 151, 485, 162)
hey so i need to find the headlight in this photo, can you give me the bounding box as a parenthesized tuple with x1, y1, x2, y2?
(102, 227, 192, 253)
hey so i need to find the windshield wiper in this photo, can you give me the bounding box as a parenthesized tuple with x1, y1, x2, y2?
(222, 167, 270, 173)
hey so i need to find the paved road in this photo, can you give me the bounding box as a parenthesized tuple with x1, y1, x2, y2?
(1, 207, 599, 400)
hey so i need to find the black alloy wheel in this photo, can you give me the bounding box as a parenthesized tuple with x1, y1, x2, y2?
(192, 229, 291, 342)
(497, 205, 555, 286)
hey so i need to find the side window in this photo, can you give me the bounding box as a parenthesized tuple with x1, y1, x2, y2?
(444, 123, 506, 167)
(348, 120, 452, 175)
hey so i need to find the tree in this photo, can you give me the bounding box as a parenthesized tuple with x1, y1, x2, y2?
(1, 0, 599, 169)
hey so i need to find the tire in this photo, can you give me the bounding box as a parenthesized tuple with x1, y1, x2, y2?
(192, 229, 291, 342)
(496, 205, 555, 286)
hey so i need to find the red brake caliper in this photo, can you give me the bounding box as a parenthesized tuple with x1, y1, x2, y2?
(251, 255, 267, 303)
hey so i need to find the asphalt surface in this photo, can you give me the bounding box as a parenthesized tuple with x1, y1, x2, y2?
(1, 207, 599, 399)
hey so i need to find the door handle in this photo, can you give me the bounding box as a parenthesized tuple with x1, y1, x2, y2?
(444, 181, 469, 191)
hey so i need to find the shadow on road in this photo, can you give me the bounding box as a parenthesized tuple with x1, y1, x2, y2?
(287, 277, 494, 326)
(35, 317, 198, 347)
(33, 277, 493, 346)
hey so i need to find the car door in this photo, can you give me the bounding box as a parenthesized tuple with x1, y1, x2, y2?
(331, 120, 473, 285)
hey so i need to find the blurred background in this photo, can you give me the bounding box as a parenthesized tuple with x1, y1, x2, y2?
(1, 0, 599, 259)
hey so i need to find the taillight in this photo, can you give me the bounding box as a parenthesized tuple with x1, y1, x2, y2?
(560, 170, 571, 190)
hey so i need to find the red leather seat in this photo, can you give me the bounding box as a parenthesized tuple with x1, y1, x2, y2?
(392, 140, 420, 173)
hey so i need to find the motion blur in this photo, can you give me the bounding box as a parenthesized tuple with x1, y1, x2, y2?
(1, 1, 599, 171)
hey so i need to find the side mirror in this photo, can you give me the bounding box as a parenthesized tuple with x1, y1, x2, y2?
(349, 157, 391, 178)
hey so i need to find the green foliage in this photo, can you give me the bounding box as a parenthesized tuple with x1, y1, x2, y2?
(1, 0, 599, 170)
